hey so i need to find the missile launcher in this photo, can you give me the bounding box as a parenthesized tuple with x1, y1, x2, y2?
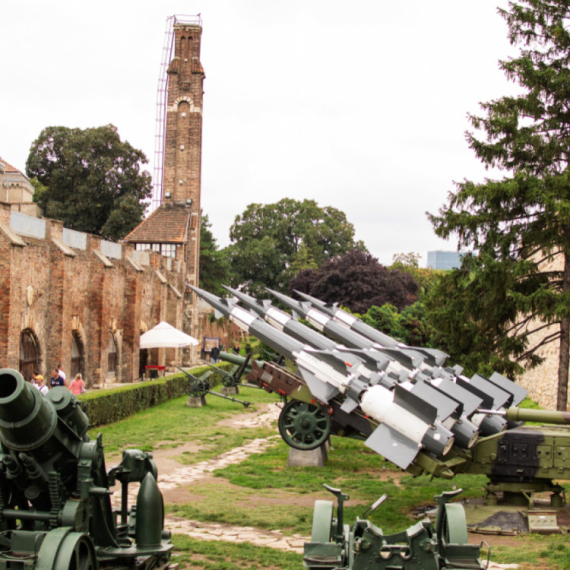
(196, 285, 570, 530)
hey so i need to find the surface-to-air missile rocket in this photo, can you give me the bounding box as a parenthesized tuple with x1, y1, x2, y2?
(223, 285, 480, 450)
(267, 288, 526, 438)
(189, 285, 455, 469)
(194, 285, 570, 531)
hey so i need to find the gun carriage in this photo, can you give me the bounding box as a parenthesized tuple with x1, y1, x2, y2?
(0, 368, 172, 570)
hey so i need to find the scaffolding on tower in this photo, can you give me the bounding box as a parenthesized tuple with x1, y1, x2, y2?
(151, 14, 202, 212)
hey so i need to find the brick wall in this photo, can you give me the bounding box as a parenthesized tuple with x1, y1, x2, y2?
(0, 222, 186, 388)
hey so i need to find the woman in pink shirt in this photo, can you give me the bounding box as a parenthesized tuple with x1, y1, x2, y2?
(70, 373, 86, 396)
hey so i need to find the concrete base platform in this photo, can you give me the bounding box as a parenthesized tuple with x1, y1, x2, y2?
(287, 444, 328, 467)
(186, 395, 207, 408)
(221, 386, 239, 395)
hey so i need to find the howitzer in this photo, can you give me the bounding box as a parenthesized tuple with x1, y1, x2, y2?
(304, 485, 488, 570)
(214, 353, 264, 390)
(0, 368, 172, 570)
(176, 366, 252, 407)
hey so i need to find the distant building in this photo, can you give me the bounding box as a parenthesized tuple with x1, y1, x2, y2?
(0, 157, 42, 218)
(427, 251, 463, 270)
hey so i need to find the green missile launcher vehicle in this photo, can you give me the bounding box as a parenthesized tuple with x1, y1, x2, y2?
(244, 359, 570, 533)
(0, 368, 173, 570)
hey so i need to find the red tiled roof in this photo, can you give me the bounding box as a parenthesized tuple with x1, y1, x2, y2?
(0, 157, 27, 177)
(124, 202, 192, 243)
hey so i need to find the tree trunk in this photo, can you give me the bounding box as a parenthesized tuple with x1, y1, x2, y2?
(557, 251, 570, 410)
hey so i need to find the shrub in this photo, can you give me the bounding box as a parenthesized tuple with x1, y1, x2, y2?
(78, 363, 233, 427)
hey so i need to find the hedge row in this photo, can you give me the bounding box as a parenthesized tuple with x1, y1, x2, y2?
(78, 362, 233, 427)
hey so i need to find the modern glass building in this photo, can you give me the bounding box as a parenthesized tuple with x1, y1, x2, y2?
(427, 251, 463, 270)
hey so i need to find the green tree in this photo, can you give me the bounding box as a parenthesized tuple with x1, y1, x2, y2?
(390, 252, 442, 295)
(26, 124, 151, 241)
(429, 0, 570, 408)
(199, 214, 231, 297)
(227, 198, 364, 297)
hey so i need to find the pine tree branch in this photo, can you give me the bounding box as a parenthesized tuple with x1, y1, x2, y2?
(515, 330, 561, 362)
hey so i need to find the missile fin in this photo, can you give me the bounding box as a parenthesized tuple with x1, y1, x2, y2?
(394, 384, 438, 425)
(374, 347, 424, 370)
(298, 367, 340, 403)
(462, 374, 512, 409)
(489, 372, 528, 406)
(340, 397, 359, 414)
(408, 347, 449, 367)
(431, 379, 483, 417)
(410, 380, 461, 421)
(214, 309, 224, 320)
(365, 424, 420, 469)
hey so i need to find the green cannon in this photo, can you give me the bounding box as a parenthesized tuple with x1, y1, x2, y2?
(304, 485, 488, 570)
(0, 368, 172, 570)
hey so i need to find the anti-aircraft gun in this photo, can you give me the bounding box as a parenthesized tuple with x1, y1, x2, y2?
(304, 485, 488, 570)
(0, 368, 172, 570)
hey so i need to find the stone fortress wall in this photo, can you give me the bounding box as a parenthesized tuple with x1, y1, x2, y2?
(517, 254, 564, 410)
(0, 201, 187, 387)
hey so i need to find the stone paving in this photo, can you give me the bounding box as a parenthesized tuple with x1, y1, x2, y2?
(111, 402, 517, 566)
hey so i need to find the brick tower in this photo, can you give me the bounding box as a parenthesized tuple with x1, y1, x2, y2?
(125, 17, 205, 364)
(164, 22, 204, 208)
(164, 20, 205, 360)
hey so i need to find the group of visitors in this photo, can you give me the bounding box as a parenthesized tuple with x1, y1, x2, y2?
(31, 364, 86, 396)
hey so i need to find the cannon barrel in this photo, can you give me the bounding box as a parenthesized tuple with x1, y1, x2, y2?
(0, 369, 57, 451)
(505, 407, 570, 424)
(219, 351, 263, 370)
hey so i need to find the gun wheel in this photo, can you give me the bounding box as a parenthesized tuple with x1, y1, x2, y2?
(185, 379, 209, 398)
(278, 400, 331, 451)
(222, 376, 238, 388)
(52, 533, 98, 570)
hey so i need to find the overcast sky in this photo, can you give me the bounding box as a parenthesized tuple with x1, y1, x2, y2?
(0, 0, 517, 266)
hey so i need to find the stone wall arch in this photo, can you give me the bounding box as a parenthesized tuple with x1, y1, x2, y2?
(19, 328, 41, 381)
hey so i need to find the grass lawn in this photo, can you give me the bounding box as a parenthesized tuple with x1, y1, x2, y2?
(91, 387, 570, 569)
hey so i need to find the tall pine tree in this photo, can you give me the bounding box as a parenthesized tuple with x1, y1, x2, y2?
(430, 0, 570, 409)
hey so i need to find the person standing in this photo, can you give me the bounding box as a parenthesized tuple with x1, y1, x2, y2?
(57, 364, 67, 384)
(70, 374, 86, 396)
(50, 368, 66, 389)
(36, 376, 48, 396)
(210, 345, 220, 363)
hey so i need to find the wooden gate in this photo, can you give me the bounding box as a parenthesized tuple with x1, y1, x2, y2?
(19, 330, 39, 381)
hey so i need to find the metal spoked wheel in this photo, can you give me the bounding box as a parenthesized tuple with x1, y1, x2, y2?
(278, 400, 331, 450)
(221, 375, 238, 388)
(185, 378, 210, 398)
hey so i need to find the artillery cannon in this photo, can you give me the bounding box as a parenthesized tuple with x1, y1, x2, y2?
(304, 485, 487, 570)
(0, 368, 172, 570)
(177, 366, 252, 407)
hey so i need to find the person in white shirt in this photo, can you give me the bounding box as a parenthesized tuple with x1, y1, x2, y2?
(36, 375, 48, 396)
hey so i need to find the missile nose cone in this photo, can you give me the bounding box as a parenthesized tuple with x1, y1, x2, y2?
(187, 285, 231, 318)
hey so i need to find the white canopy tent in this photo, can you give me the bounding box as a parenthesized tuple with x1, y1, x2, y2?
(139, 321, 199, 349)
